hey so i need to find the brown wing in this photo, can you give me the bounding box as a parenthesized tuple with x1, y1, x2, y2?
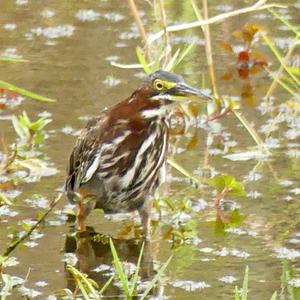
(65, 113, 107, 203)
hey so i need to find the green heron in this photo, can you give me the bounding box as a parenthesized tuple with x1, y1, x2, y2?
(65, 70, 210, 238)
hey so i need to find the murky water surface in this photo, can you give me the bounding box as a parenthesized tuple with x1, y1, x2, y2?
(0, 0, 300, 299)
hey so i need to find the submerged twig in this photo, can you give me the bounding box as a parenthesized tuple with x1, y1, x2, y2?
(0, 141, 17, 175)
(167, 158, 202, 187)
(233, 111, 270, 154)
(265, 66, 300, 101)
(265, 40, 298, 98)
(3, 192, 63, 256)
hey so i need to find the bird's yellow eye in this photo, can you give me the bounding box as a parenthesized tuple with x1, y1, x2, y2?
(153, 79, 164, 90)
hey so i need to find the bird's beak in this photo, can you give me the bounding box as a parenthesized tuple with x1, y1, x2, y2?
(170, 82, 212, 102)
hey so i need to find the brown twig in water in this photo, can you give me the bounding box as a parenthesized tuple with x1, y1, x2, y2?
(195, 0, 219, 97)
(0, 139, 17, 174)
(159, 0, 172, 66)
(127, 0, 152, 61)
(3, 192, 63, 257)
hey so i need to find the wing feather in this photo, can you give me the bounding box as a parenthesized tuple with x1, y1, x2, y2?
(65, 114, 106, 201)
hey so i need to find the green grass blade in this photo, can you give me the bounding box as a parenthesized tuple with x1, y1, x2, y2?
(140, 255, 172, 300)
(129, 242, 144, 296)
(270, 291, 277, 300)
(265, 67, 300, 101)
(241, 266, 249, 300)
(164, 49, 180, 71)
(99, 275, 114, 295)
(173, 41, 196, 69)
(76, 280, 92, 300)
(136, 46, 151, 74)
(0, 80, 56, 102)
(167, 158, 202, 187)
(66, 265, 100, 299)
(0, 56, 28, 63)
(234, 286, 240, 300)
(262, 34, 300, 88)
(233, 111, 270, 153)
(109, 238, 130, 296)
(268, 8, 300, 37)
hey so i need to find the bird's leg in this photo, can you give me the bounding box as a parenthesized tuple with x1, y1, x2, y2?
(138, 199, 153, 240)
(77, 195, 86, 232)
(77, 195, 97, 232)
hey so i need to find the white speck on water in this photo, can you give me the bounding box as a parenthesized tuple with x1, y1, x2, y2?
(213, 248, 229, 257)
(63, 253, 78, 266)
(244, 171, 262, 181)
(274, 247, 300, 260)
(0, 206, 18, 217)
(30, 230, 44, 240)
(22, 218, 37, 227)
(41, 9, 55, 18)
(61, 126, 75, 135)
(201, 258, 211, 262)
(199, 247, 214, 253)
(24, 195, 49, 209)
(225, 228, 257, 237)
(253, 13, 268, 19)
(170, 280, 210, 291)
(30, 24, 75, 39)
(18, 286, 41, 298)
(3, 257, 19, 267)
(103, 12, 124, 22)
(10, 276, 25, 286)
(288, 278, 300, 287)
(265, 137, 280, 149)
(3, 23, 17, 30)
(193, 199, 208, 212)
(24, 241, 38, 248)
(103, 76, 121, 87)
(218, 275, 237, 283)
(285, 128, 300, 140)
(35, 281, 48, 287)
(38, 111, 52, 118)
(231, 249, 250, 258)
(223, 150, 269, 161)
(247, 190, 261, 199)
(289, 238, 300, 244)
(75, 9, 100, 22)
(279, 179, 293, 187)
(215, 4, 232, 11)
(92, 264, 112, 273)
(212, 247, 250, 259)
(287, 149, 300, 158)
(291, 188, 300, 195)
(16, 0, 28, 5)
(1, 47, 22, 59)
(105, 55, 119, 62)
(286, 143, 300, 148)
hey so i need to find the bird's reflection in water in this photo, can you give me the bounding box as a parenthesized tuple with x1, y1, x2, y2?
(64, 226, 163, 298)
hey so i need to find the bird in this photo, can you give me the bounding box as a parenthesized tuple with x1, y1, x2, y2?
(65, 70, 211, 239)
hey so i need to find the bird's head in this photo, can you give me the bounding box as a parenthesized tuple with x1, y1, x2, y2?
(140, 70, 212, 103)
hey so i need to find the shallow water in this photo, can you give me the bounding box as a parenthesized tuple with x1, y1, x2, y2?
(0, 0, 300, 299)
